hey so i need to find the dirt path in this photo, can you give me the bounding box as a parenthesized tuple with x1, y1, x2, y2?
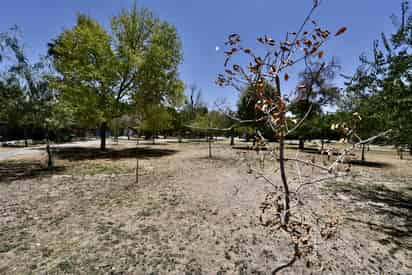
(0, 143, 411, 274)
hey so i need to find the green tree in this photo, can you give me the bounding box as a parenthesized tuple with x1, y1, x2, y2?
(48, 14, 117, 150)
(171, 84, 208, 140)
(343, 0, 412, 157)
(139, 105, 173, 144)
(0, 75, 25, 131)
(237, 83, 276, 122)
(48, 4, 184, 150)
(237, 83, 276, 142)
(0, 28, 68, 167)
(181, 84, 208, 123)
(190, 110, 232, 158)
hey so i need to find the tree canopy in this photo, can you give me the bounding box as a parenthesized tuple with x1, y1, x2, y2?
(342, 0, 412, 152)
(48, 4, 184, 149)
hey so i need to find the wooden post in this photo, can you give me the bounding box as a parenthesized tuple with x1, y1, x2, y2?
(135, 156, 139, 184)
(100, 122, 107, 150)
(135, 136, 139, 184)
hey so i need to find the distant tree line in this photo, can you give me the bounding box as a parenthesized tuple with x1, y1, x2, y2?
(1, 1, 411, 161)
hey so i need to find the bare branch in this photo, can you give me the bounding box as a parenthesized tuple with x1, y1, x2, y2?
(287, 104, 313, 136)
(295, 173, 348, 194)
(328, 129, 392, 171)
(285, 157, 331, 173)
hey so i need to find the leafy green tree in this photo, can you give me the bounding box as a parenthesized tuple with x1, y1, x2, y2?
(48, 4, 184, 150)
(190, 110, 232, 157)
(236, 83, 276, 142)
(133, 19, 185, 107)
(48, 14, 117, 150)
(0, 75, 25, 132)
(237, 83, 276, 122)
(179, 84, 208, 125)
(0, 28, 68, 167)
(343, 0, 412, 157)
(338, 76, 385, 161)
(191, 111, 232, 130)
(168, 84, 208, 140)
(139, 105, 173, 144)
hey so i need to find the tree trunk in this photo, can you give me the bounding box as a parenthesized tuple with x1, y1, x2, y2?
(298, 138, 304, 151)
(208, 134, 212, 158)
(275, 75, 290, 227)
(135, 137, 139, 184)
(178, 131, 182, 143)
(24, 127, 28, 147)
(152, 135, 155, 145)
(409, 145, 412, 156)
(279, 131, 290, 226)
(321, 139, 325, 152)
(100, 122, 107, 150)
(46, 131, 53, 169)
(230, 129, 235, 146)
(361, 144, 366, 161)
(399, 147, 404, 160)
(46, 141, 53, 169)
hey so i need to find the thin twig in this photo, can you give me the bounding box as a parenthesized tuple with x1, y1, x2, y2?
(295, 174, 347, 194)
(328, 129, 392, 171)
(287, 104, 313, 135)
(285, 157, 331, 173)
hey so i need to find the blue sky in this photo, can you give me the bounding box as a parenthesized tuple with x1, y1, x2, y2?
(0, 0, 403, 108)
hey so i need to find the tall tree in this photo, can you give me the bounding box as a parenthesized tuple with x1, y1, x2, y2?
(0, 28, 64, 167)
(343, 0, 412, 156)
(48, 14, 117, 150)
(48, 4, 184, 150)
(0, 75, 25, 131)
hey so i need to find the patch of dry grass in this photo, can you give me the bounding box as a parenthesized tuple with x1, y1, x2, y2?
(0, 141, 411, 274)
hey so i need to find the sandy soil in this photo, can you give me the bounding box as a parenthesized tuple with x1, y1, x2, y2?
(0, 141, 411, 274)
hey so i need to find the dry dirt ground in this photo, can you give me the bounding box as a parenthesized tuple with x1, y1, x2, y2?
(0, 140, 411, 274)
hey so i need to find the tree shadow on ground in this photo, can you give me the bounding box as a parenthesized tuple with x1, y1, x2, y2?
(197, 155, 237, 162)
(0, 147, 177, 183)
(0, 161, 65, 183)
(232, 145, 269, 151)
(52, 146, 178, 161)
(297, 148, 393, 168)
(326, 181, 412, 253)
(346, 159, 393, 168)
